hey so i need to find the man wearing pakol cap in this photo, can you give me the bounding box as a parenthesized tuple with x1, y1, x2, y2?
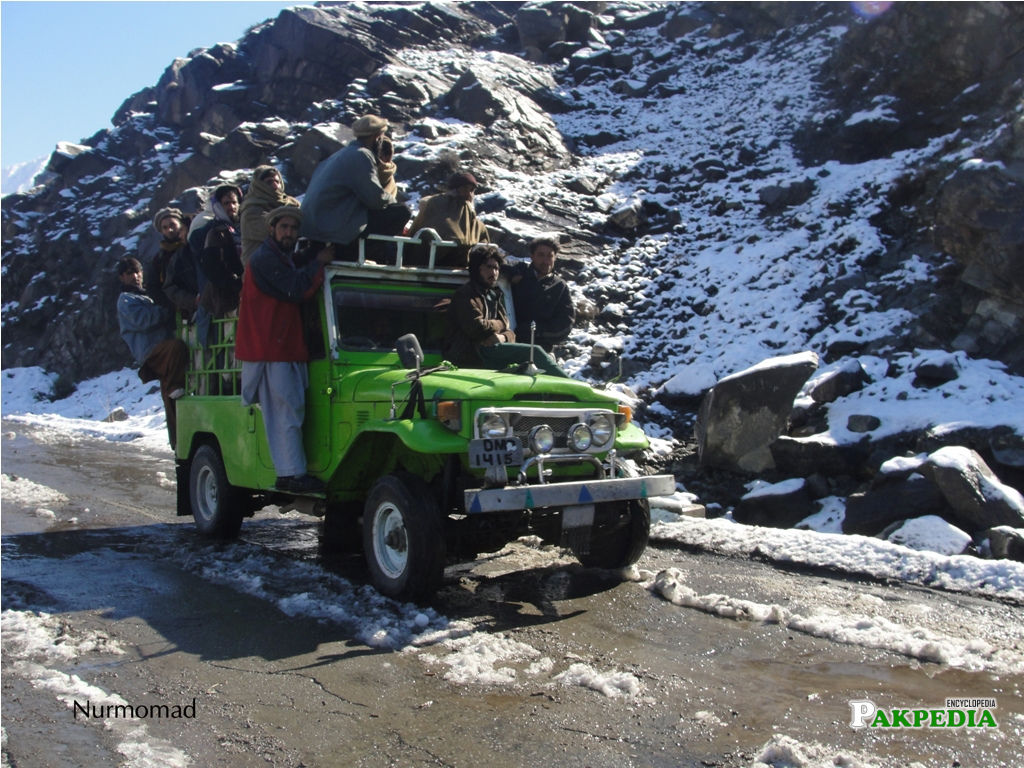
(236, 206, 335, 494)
(148, 207, 200, 322)
(409, 171, 490, 267)
(301, 114, 411, 259)
(116, 257, 189, 449)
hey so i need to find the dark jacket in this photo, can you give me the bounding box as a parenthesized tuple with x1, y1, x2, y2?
(197, 220, 243, 316)
(508, 262, 574, 351)
(162, 241, 200, 318)
(444, 279, 514, 367)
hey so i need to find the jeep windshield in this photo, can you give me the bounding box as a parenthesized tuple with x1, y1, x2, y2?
(333, 282, 450, 354)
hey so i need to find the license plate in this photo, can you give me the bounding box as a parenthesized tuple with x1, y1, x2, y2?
(563, 504, 595, 529)
(469, 437, 523, 468)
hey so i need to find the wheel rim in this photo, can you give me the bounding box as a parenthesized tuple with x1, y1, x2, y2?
(371, 501, 408, 580)
(195, 463, 218, 525)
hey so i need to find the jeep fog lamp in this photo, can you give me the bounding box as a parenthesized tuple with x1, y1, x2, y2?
(589, 413, 614, 447)
(567, 423, 593, 452)
(528, 424, 555, 454)
(477, 411, 508, 439)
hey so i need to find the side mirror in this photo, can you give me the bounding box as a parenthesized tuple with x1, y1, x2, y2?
(396, 334, 424, 371)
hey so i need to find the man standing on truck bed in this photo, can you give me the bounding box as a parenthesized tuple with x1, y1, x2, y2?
(300, 114, 411, 260)
(235, 206, 334, 494)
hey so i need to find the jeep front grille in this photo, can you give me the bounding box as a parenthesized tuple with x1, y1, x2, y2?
(509, 414, 579, 450)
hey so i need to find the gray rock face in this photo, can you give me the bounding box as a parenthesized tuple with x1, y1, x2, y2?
(985, 526, 1024, 562)
(696, 352, 819, 473)
(934, 163, 1024, 369)
(734, 478, 815, 529)
(843, 474, 950, 536)
(920, 446, 1024, 531)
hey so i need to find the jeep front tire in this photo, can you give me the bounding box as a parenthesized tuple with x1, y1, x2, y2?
(362, 473, 445, 601)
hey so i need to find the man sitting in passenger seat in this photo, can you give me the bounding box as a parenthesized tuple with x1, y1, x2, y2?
(444, 245, 567, 378)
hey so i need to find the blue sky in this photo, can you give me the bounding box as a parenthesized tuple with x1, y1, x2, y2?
(1, 1, 307, 168)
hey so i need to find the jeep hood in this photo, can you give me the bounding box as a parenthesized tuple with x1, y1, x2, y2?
(340, 366, 622, 409)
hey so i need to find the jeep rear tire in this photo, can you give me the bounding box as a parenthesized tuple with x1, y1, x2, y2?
(362, 473, 445, 601)
(189, 444, 244, 539)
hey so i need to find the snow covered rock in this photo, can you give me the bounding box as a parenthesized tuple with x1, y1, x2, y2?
(983, 526, 1024, 562)
(734, 478, 815, 529)
(920, 446, 1024, 530)
(882, 515, 972, 557)
(843, 473, 949, 536)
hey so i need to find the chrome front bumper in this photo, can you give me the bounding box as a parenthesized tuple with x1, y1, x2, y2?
(464, 474, 676, 514)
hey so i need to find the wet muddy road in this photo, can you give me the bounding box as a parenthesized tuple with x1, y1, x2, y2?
(3, 421, 1022, 767)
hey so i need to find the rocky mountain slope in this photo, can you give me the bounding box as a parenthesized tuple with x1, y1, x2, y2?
(2, 2, 1023, 535)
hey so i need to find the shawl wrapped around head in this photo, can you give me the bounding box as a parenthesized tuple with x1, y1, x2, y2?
(239, 165, 299, 263)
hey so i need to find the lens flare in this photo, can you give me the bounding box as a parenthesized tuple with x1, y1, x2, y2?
(852, 1, 893, 18)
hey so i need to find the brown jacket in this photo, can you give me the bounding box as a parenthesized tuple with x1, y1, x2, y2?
(444, 279, 515, 367)
(410, 192, 490, 267)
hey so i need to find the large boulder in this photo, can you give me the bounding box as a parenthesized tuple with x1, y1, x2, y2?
(882, 516, 972, 556)
(843, 474, 950, 536)
(984, 526, 1024, 562)
(802, 358, 871, 404)
(919, 446, 1024, 531)
(696, 351, 819, 473)
(515, 5, 568, 57)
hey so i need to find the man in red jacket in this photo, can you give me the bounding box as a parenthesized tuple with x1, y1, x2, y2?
(236, 206, 334, 494)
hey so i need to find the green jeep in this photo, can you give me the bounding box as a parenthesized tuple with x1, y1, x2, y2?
(174, 234, 675, 601)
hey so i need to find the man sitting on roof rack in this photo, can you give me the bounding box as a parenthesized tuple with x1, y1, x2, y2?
(408, 171, 490, 268)
(445, 244, 568, 378)
(301, 114, 411, 262)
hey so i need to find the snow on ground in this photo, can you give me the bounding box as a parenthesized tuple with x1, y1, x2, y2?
(1, 608, 191, 768)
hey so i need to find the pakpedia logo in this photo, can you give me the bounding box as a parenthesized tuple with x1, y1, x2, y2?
(849, 698, 998, 729)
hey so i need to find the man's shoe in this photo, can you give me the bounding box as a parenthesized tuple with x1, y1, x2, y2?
(276, 475, 325, 494)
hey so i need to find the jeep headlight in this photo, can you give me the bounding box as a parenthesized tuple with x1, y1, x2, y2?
(528, 424, 555, 454)
(589, 413, 614, 447)
(477, 411, 508, 439)
(567, 423, 593, 452)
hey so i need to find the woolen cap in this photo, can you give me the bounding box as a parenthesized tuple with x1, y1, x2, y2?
(266, 205, 303, 227)
(152, 207, 184, 232)
(352, 114, 389, 137)
(448, 172, 479, 190)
